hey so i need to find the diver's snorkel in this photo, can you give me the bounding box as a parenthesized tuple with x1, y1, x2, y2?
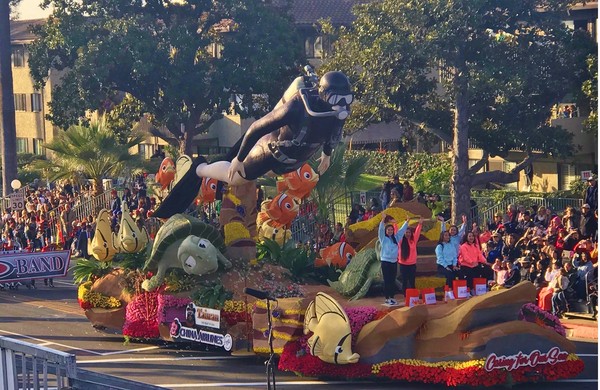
(299, 88, 351, 120)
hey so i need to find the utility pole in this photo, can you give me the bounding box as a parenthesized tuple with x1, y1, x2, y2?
(0, 0, 18, 197)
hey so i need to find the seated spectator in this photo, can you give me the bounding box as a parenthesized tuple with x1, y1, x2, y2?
(504, 260, 521, 288)
(502, 233, 522, 262)
(545, 260, 562, 284)
(458, 232, 494, 288)
(490, 259, 509, 289)
(515, 210, 535, 236)
(486, 232, 504, 263)
(533, 206, 549, 229)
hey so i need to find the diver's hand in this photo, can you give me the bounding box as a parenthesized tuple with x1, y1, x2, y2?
(317, 152, 331, 175)
(228, 157, 245, 183)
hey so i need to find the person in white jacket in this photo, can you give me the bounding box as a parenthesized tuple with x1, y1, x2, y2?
(378, 211, 408, 306)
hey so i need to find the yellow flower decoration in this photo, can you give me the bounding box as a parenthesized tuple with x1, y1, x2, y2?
(224, 222, 250, 245)
(223, 300, 251, 313)
(372, 358, 485, 374)
(349, 207, 419, 232)
(415, 276, 446, 290)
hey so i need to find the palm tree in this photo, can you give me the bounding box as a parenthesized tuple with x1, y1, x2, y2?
(310, 146, 369, 222)
(35, 121, 144, 195)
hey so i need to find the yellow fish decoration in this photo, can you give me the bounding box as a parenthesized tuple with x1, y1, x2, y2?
(117, 203, 149, 253)
(89, 209, 119, 262)
(303, 292, 360, 365)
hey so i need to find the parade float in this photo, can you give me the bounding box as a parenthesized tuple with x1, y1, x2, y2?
(68, 68, 584, 386)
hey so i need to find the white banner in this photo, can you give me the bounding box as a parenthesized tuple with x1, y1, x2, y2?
(193, 305, 221, 329)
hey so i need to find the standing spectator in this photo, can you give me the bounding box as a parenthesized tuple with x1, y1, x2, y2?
(391, 175, 404, 201)
(76, 223, 93, 259)
(580, 204, 597, 240)
(332, 222, 344, 243)
(402, 181, 414, 202)
(585, 175, 597, 212)
(122, 188, 133, 210)
(256, 185, 264, 211)
(436, 231, 458, 287)
(380, 181, 392, 210)
(388, 189, 402, 208)
(378, 211, 408, 305)
(110, 189, 121, 215)
(397, 216, 424, 294)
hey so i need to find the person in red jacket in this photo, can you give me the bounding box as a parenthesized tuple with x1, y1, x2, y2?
(397, 216, 424, 295)
(458, 231, 494, 289)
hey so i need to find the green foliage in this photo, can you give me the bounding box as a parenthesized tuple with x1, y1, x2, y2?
(257, 238, 316, 283)
(190, 281, 233, 310)
(413, 164, 452, 195)
(582, 55, 598, 136)
(104, 94, 145, 144)
(115, 251, 147, 271)
(32, 121, 143, 195)
(28, 0, 304, 153)
(310, 146, 369, 221)
(310, 265, 341, 285)
(345, 150, 451, 183)
(569, 179, 588, 197)
(71, 258, 113, 285)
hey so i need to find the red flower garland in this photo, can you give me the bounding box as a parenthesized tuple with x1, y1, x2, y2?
(123, 291, 160, 339)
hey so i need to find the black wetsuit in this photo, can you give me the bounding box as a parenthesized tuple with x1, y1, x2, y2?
(237, 91, 344, 180)
(153, 90, 346, 218)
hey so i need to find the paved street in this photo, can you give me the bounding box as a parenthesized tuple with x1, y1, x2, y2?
(0, 275, 597, 390)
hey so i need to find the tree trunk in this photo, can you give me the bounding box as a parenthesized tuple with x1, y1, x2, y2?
(0, 2, 17, 197)
(450, 70, 472, 226)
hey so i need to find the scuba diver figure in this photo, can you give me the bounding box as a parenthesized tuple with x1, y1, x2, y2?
(154, 69, 353, 218)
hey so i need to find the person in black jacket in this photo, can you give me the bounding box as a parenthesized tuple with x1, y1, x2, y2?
(585, 176, 598, 212)
(580, 204, 598, 241)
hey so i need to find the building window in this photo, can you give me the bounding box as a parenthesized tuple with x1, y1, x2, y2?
(11, 47, 25, 67)
(305, 36, 332, 59)
(14, 94, 27, 111)
(138, 144, 153, 160)
(559, 164, 576, 191)
(16, 138, 28, 153)
(33, 139, 44, 155)
(31, 93, 42, 112)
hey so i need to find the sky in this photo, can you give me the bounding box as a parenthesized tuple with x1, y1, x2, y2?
(15, 0, 52, 20)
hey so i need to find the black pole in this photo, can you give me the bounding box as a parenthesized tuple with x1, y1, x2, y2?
(265, 299, 276, 390)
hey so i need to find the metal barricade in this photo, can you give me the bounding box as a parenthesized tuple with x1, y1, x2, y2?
(0, 336, 165, 390)
(0, 335, 76, 390)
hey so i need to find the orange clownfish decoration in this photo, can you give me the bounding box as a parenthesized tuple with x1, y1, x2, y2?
(196, 177, 218, 204)
(276, 164, 319, 200)
(266, 193, 299, 228)
(315, 242, 356, 268)
(155, 157, 176, 190)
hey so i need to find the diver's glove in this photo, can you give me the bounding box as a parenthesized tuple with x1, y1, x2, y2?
(228, 157, 246, 183)
(317, 152, 331, 175)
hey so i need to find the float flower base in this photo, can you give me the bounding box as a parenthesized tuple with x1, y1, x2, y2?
(279, 340, 584, 387)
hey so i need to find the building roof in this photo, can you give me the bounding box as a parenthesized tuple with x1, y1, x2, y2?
(280, 0, 369, 27)
(344, 122, 405, 145)
(10, 19, 45, 44)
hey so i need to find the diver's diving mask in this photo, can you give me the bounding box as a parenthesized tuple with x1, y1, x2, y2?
(299, 89, 352, 120)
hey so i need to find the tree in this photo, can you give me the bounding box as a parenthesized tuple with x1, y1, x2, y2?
(321, 0, 596, 223)
(34, 121, 143, 196)
(0, 0, 19, 197)
(581, 55, 597, 136)
(28, 0, 304, 155)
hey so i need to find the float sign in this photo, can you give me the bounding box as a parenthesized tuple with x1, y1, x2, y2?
(193, 304, 221, 329)
(484, 347, 568, 372)
(169, 318, 232, 351)
(0, 250, 70, 283)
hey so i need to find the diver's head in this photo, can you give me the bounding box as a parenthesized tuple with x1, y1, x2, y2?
(319, 72, 353, 119)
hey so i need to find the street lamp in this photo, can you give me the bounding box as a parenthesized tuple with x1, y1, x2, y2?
(10, 179, 21, 192)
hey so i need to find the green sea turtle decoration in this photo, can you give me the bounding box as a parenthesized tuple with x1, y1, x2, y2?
(328, 246, 382, 301)
(142, 214, 231, 292)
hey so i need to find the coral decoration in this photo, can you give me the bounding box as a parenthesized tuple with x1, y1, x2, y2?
(123, 291, 160, 339)
(518, 303, 567, 337)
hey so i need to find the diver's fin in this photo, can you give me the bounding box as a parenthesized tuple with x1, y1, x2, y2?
(153, 156, 206, 219)
(314, 292, 348, 322)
